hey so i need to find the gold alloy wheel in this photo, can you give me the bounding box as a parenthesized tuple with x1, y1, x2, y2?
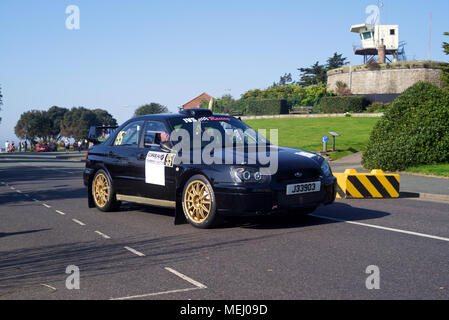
(93, 173, 110, 208)
(184, 180, 212, 223)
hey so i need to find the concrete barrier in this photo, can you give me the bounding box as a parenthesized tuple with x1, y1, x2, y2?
(333, 169, 400, 199)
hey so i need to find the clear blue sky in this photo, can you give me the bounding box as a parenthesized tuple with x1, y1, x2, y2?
(1, 0, 448, 144)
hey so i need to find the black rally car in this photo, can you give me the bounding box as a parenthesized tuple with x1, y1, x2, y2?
(83, 109, 336, 228)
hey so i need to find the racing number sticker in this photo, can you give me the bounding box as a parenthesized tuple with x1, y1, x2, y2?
(145, 152, 176, 185)
(164, 153, 175, 167)
(115, 131, 125, 145)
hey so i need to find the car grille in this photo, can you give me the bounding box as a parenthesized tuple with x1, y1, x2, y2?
(275, 168, 321, 184)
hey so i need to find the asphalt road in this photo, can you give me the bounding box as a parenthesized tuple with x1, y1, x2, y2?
(1, 152, 448, 300)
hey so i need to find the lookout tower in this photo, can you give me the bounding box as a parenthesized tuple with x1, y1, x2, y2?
(351, 24, 400, 63)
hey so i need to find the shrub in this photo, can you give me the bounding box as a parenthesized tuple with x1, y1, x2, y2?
(366, 102, 391, 113)
(311, 102, 323, 114)
(362, 82, 449, 171)
(321, 96, 368, 113)
(367, 60, 381, 70)
(247, 99, 289, 115)
(335, 81, 352, 95)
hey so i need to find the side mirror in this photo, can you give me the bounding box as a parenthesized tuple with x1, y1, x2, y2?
(155, 132, 172, 152)
(160, 140, 173, 153)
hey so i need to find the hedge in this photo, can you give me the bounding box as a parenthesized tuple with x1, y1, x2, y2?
(321, 96, 369, 113)
(362, 82, 449, 171)
(247, 99, 289, 115)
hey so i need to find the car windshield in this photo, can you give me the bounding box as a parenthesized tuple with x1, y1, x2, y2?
(168, 116, 270, 149)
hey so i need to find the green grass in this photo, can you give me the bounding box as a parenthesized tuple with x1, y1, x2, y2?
(244, 117, 380, 160)
(405, 164, 449, 177)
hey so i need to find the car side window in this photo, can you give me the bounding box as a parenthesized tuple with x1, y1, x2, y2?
(144, 121, 170, 147)
(114, 121, 144, 147)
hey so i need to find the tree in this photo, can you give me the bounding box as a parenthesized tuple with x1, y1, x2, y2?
(134, 103, 168, 116)
(15, 110, 52, 144)
(441, 32, 449, 88)
(47, 106, 69, 140)
(444, 32, 449, 54)
(93, 109, 118, 127)
(273, 73, 293, 87)
(297, 53, 347, 87)
(212, 94, 238, 114)
(61, 107, 117, 141)
(326, 52, 348, 70)
(297, 62, 327, 86)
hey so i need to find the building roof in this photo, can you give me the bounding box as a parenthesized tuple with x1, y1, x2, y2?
(182, 92, 213, 109)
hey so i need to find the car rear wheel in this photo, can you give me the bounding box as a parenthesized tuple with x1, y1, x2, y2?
(92, 169, 120, 212)
(182, 175, 219, 229)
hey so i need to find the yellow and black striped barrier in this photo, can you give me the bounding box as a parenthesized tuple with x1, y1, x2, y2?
(333, 169, 400, 199)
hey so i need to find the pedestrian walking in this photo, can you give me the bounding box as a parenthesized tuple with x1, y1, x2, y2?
(5, 140, 9, 153)
(78, 140, 82, 152)
(18, 141, 22, 153)
(65, 138, 70, 153)
(24, 140, 27, 152)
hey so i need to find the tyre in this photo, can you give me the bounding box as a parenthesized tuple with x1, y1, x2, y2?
(182, 175, 219, 228)
(92, 169, 120, 212)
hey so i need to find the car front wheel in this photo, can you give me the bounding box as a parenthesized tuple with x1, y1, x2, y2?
(182, 175, 219, 229)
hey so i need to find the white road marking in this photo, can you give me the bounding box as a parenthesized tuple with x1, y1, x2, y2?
(110, 287, 202, 300)
(16, 190, 22, 193)
(42, 203, 51, 208)
(39, 283, 57, 291)
(124, 246, 145, 257)
(94, 231, 111, 239)
(164, 267, 207, 289)
(10, 186, 15, 190)
(72, 219, 86, 226)
(55, 210, 66, 216)
(24, 194, 30, 197)
(311, 214, 449, 243)
(32, 198, 39, 202)
(111, 267, 207, 300)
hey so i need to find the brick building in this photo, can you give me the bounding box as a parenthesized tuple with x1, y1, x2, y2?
(182, 92, 214, 110)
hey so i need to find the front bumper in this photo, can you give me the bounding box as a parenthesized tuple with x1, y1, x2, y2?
(214, 176, 336, 216)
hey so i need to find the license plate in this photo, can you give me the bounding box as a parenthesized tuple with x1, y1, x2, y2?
(286, 181, 321, 195)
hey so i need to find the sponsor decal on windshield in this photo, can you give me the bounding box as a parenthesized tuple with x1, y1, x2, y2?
(182, 116, 230, 123)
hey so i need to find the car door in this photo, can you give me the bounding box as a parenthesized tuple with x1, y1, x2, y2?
(132, 120, 176, 201)
(107, 120, 144, 195)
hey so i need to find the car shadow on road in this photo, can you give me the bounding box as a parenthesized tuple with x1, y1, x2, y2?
(221, 202, 390, 230)
(114, 201, 390, 231)
(0, 229, 51, 239)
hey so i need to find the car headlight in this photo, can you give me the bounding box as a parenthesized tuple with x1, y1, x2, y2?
(230, 167, 268, 184)
(320, 159, 332, 177)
